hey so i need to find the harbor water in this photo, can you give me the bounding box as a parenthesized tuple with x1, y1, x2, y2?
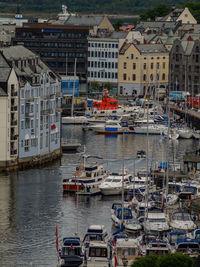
(0, 125, 199, 266)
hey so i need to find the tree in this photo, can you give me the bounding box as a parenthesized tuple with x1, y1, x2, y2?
(131, 254, 159, 267)
(131, 253, 194, 267)
(140, 4, 170, 21)
(113, 19, 123, 31)
(158, 253, 194, 267)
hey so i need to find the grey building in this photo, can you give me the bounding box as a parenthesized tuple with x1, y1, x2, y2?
(169, 38, 200, 95)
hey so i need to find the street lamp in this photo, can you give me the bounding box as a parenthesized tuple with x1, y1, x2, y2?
(122, 256, 128, 266)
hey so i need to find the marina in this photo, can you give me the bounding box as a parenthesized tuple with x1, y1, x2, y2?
(1, 124, 200, 265)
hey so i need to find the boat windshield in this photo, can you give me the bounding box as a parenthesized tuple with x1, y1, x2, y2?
(148, 218, 166, 223)
(112, 179, 121, 183)
(171, 234, 185, 243)
(177, 244, 199, 250)
(146, 249, 168, 256)
(118, 248, 136, 256)
(105, 178, 113, 182)
(62, 247, 81, 256)
(172, 214, 191, 221)
(89, 247, 107, 257)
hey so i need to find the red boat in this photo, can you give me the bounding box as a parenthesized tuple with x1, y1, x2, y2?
(188, 97, 200, 109)
(92, 89, 118, 110)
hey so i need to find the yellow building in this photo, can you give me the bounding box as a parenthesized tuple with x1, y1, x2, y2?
(118, 43, 169, 96)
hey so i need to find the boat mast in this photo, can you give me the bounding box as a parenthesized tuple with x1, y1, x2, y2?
(71, 58, 77, 117)
(121, 130, 125, 227)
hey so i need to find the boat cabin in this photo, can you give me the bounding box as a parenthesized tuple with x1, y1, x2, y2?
(115, 208, 133, 220)
(176, 238, 200, 257)
(86, 241, 111, 267)
(146, 240, 169, 255)
(168, 231, 186, 246)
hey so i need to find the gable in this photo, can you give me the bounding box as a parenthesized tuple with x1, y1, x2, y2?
(177, 8, 197, 24)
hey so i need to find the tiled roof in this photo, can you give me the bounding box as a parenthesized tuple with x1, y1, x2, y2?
(135, 43, 168, 53)
(64, 15, 104, 26)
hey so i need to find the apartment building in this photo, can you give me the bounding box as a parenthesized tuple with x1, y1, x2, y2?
(118, 43, 169, 96)
(0, 45, 62, 170)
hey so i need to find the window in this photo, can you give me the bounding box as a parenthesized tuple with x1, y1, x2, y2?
(24, 139, 29, 152)
(162, 73, 165, 80)
(156, 73, 159, 80)
(131, 54, 134, 59)
(124, 62, 127, 69)
(163, 62, 166, 69)
(46, 132, 48, 147)
(133, 63, 136, 70)
(21, 140, 23, 147)
(150, 74, 153, 81)
(123, 73, 127, 80)
(151, 63, 153, 69)
(21, 120, 24, 129)
(40, 133, 43, 149)
(132, 74, 136, 81)
(21, 105, 24, 114)
(143, 74, 146, 81)
(156, 62, 159, 69)
(143, 63, 146, 70)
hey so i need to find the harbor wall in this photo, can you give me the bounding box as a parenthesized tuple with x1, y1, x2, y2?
(0, 149, 62, 172)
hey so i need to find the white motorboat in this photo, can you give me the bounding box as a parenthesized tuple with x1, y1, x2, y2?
(143, 212, 169, 233)
(163, 128, 179, 140)
(124, 219, 142, 233)
(112, 238, 141, 266)
(111, 207, 133, 228)
(178, 128, 193, 139)
(99, 172, 132, 196)
(133, 124, 166, 135)
(95, 120, 127, 134)
(85, 241, 111, 267)
(62, 116, 88, 125)
(192, 130, 200, 139)
(170, 211, 196, 232)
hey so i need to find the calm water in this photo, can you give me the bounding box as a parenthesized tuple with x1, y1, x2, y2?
(0, 125, 199, 266)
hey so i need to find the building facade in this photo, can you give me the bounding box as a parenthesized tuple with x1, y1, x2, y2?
(0, 45, 62, 169)
(169, 38, 200, 95)
(118, 43, 169, 96)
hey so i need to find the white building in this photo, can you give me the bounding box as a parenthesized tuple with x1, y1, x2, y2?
(88, 31, 128, 87)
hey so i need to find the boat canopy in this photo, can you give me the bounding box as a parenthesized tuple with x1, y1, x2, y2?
(63, 237, 81, 247)
(116, 208, 133, 220)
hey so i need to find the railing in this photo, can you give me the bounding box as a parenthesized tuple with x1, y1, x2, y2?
(25, 112, 34, 117)
(10, 149, 17, 155)
(11, 135, 17, 141)
(11, 120, 17, 126)
(11, 91, 18, 97)
(11, 106, 17, 111)
(41, 108, 53, 115)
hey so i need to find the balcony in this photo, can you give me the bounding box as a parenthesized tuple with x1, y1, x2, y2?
(41, 108, 53, 115)
(26, 97, 34, 102)
(25, 111, 34, 117)
(11, 106, 18, 112)
(11, 120, 17, 126)
(11, 135, 17, 141)
(31, 129, 34, 135)
(11, 91, 18, 97)
(10, 149, 17, 155)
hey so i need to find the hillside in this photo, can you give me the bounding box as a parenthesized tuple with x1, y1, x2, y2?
(0, 0, 189, 15)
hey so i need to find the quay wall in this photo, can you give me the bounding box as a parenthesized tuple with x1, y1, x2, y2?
(0, 149, 62, 172)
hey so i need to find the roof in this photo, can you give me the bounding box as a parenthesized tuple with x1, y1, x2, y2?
(0, 45, 36, 60)
(135, 43, 168, 53)
(147, 212, 166, 219)
(135, 21, 179, 32)
(0, 87, 7, 96)
(0, 53, 11, 83)
(64, 15, 104, 26)
(116, 238, 138, 247)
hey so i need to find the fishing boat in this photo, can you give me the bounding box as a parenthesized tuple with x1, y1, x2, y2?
(170, 211, 196, 232)
(85, 241, 112, 267)
(112, 238, 141, 266)
(99, 172, 132, 196)
(62, 161, 107, 195)
(58, 237, 84, 267)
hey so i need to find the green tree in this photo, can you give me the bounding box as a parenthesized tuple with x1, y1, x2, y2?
(113, 19, 123, 31)
(140, 4, 170, 21)
(131, 254, 159, 267)
(158, 253, 194, 267)
(90, 81, 99, 91)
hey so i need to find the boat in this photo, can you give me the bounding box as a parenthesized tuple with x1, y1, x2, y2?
(111, 207, 133, 228)
(137, 150, 146, 158)
(95, 120, 126, 134)
(177, 127, 193, 139)
(62, 161, 108, 195)
(192, 130, 200, 139)
(62, 116, 88, 125)
(145, 239, 170, 256)
(99, 172, 132, 196)
(168, 231, 186, 250)
(124, 218, 142, 234)
(169, 211, 196, 232)
(175, 238, 200, 258)
(137, 233, 159, 256)
(143, 212, 169, 233)
(58, 237, 84, 267)
(112, 238, 141, 266)
(85, 241, 112, 267)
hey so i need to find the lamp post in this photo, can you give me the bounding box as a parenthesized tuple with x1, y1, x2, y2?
(122, 257, 128, 266)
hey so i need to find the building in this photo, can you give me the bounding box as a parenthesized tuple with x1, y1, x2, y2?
(88, 31, 127, 89)
(158, 7, 197, 24)
(12, 16, 113, 92)
(118, 43, 169, 96)
(0, 45, 62, 170)
(169, 38, 200, 95)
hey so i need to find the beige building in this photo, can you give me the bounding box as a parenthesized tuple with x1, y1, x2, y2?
(118, 43, 169, 96)
(159, 7, 197, 24)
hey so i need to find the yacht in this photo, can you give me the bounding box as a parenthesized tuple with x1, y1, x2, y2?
(112, 238, 141, 266)
(99, 172, 132, 196)
(95, 120, 127, 134)
(178, 127, 193, 139)
(124, 219, 142, 234)
(143, 212, 169, 233)
(63, 163, 107, 195)
(85, 241, 112, 267)
(58, 237, 84, 267)
(111, 207, 133, 228)
(170, 211, 196, 232)
(175, 238, 200, 258)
